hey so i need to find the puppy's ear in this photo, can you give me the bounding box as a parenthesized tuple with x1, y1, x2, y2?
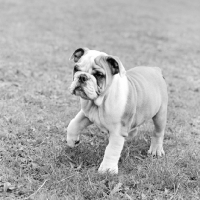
(107, 56, 126, 77)
(69, 47, 89, 62)
(95, 55, 126, 77)
(106, 57, 119, 75)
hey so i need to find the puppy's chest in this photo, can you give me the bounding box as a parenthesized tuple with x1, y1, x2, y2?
(83, 106, 110, 133)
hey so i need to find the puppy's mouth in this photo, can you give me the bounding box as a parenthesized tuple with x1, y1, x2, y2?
(74, 86, 82, 92)
(73, 86, 89, 100)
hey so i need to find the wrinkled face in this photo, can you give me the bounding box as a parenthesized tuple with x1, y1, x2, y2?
(69, 49, 108, 100)
(69, 48, 125, 104)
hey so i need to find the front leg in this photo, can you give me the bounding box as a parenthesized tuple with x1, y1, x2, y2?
(98, 132, 125, 174)
(67, 110, 92, 147)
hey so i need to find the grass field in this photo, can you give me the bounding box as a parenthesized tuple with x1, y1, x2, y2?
(0, 0, 200, 199)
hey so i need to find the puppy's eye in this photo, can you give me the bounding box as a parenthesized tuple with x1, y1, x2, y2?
(94, 72, 104, 78)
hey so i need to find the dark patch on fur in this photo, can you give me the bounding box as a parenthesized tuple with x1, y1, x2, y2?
(106, 57, 119, 75)
(73, 48, 85, 62)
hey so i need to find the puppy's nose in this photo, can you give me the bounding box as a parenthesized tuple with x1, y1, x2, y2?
(79, 74, 88, 83)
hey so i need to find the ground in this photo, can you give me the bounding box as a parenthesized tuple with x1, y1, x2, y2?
(0, 0, 200, 199)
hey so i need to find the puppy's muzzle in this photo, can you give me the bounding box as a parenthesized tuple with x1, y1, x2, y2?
(79, 74, 88, 83)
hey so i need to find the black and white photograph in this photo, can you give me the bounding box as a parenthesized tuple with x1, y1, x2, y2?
(0, 0, 200, 199)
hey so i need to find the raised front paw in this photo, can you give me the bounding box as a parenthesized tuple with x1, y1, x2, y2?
(98, 162, 118, 174)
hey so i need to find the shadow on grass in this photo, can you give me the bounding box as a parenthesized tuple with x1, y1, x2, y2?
(55, 125, 154, 178)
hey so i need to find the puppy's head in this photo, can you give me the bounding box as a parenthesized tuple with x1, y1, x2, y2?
(69, 47, 126, 106)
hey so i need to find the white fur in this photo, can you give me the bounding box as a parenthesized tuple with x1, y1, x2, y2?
(67, 49, 168, 174)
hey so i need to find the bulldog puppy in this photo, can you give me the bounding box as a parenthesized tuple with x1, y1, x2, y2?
(67, 47, 168, 174)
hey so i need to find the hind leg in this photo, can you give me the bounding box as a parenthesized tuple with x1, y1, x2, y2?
(148, 105, 167, 156)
